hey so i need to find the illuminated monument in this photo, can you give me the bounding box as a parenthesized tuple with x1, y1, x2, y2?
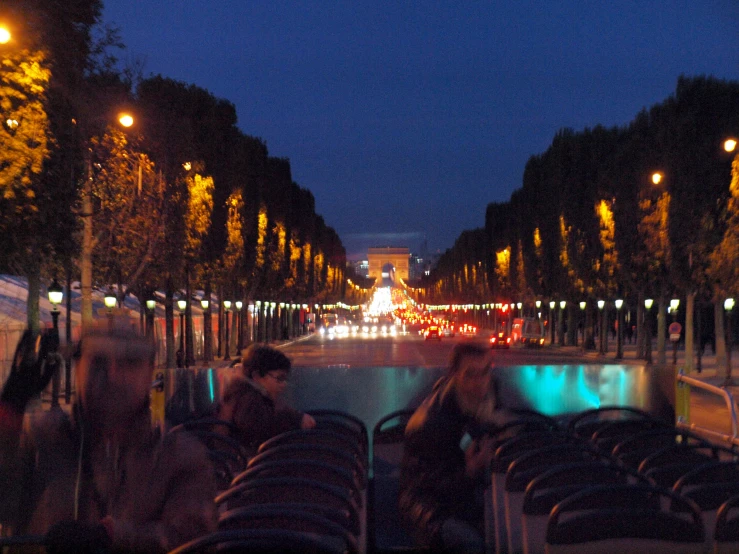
(367, 247, 409, 285)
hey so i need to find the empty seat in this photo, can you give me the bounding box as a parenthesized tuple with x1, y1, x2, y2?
(714, 494, 739, 554)
(502, 443, 601, 554)
(370, 409, 416, 553)
(672, 461, 739, 551)
(232, 459, 362, 505)
(490, 430, 572, 553)
(307, 410, 369, 455)
(590, 418, 673, 454)
(217, 504, 359, 554)
(520, 461, 642, 554)
(636, 443, 724, 474)
(258, 429, 366, 470)
(545, 484, 704, 554)
(612, 429, 711, 469)
(247, 443, 367, 488)
(168, 528, 347, 554)
(567, 406, 665, 442)
(215, 476, 361, 539)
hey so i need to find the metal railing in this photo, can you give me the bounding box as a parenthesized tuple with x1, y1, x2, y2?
(676, 371, 739, 449)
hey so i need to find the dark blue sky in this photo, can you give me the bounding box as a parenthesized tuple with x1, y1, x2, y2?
(102, 1, 739, 260)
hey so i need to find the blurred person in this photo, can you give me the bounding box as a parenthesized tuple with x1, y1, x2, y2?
(0, 324, 217, 553)
(399, 341, 506, 553)
(216, 344, 315, 456)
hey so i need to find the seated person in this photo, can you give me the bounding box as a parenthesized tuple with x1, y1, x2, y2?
(0, 324, 217, 553)
(217, 344, 315, 455)
(399, 341, 506, 553)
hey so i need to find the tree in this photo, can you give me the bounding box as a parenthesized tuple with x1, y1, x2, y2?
(0, 46, 51, 330)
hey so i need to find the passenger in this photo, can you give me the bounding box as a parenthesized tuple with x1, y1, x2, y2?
(216, 344, 315, 455)
(0, 325, 217, 553)
(399, 341, 505, 553)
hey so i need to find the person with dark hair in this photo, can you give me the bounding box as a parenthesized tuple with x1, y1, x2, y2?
(216, 344, 315, 455)
(0, 323, 217, 553)
(399, 341, 506, 553)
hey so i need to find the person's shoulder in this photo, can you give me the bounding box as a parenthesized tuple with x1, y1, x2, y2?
(222, 376, 255, 400)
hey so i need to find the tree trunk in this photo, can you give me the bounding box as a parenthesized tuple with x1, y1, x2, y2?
(567, 306, 577, 347)
(684, 292, 695, 372)
(585, 304, 595, 350)
(657, 294, 667, 366)
(217, 284, 223, 358)
(636, 291, 645, 358)
(26, 264, 40, 332)
(716, 299, 727, 368)
(185, 265, 195, 366)
(204, 282, 213, 362)
(165, 282, 175, 368)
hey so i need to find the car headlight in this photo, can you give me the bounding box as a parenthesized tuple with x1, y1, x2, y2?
(319, 327, 326, 335)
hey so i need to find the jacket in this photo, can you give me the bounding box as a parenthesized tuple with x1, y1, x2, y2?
(0, 402, 217, 553)
(216, 376, 304, 456)
(398, 377, 490, 546)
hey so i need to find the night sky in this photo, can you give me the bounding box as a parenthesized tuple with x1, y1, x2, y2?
(102, 1, 739, 260)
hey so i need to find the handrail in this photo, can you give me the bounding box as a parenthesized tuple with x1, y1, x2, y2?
(676, 371, 739, 448)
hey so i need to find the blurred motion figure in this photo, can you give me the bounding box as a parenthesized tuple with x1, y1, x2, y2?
(0, 324, 217, 553)
(399, 341, 504, 553)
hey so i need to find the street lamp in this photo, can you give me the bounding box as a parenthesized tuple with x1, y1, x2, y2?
(644, 298, 654, 364)
(177, 298, 187, 367)
(724, 138, 737, 153)
(223, 300, 232, 361)
(549, 300, 556, 344)
(118, 113, 134, 128)
(146, 298, 156, 338)
(615, 299, 624, 360)
(0, 26, 11, 44)
(725, 298, 735, 384)
(104, 290, 117, 329)
(597, 300, 605, 355)
(201, 298, 210, 362)
(558, 301, 566, 346)
(235, 300, 243, 352)
(47, 279, 63, 407)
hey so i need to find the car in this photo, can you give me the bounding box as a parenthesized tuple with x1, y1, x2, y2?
(424, 325, 442, 341)
(490, 330, 511, 349)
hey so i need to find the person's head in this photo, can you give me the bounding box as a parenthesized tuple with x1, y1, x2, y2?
(242, 344, 292, 401)
(448, 341, 493, 412)
(74, 322, 155, 429)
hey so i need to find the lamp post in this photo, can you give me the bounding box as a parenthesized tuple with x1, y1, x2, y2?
(0, 26, 11, 44)
(104, 290, 117, 330)
(558, 301, 566, 346)
(201, 298, 211, 362)
(145, 299, 155, 339)
(615, 299, 624, 360)
(549, 301, 555, 345)
(597, 300, 605, 355)
(177, 299, 187, 367)
(579, 301, 586, 348)
(725, 298, 735, 385)
(235, 300, 243, 353)
(670, 298, 680, 367)
(223, 300, 232, 361)
(47, 279, 63, 407)
(644, 298, 654, 364)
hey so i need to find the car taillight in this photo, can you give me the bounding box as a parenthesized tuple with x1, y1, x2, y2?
(491, 337, 496, 343)
(506, 338, 511, 343)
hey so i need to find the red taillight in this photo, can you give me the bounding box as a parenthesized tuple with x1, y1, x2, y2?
(491, 337, 496, 343)
(506, 338, 511, 343)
